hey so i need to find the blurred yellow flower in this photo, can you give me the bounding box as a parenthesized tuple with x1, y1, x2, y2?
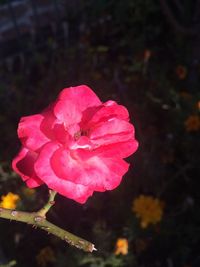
(114, 238, 128, 255)
(132, 195, 164, 228)
(0, 192, 20, 209)
(184, 115, 200, 132)
(175, 65, 187, 80)
(36, 246, 56, 267)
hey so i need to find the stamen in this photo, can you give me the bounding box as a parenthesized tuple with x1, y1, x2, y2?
(74, 131, 81, 141)
(74, 130, 89, 141)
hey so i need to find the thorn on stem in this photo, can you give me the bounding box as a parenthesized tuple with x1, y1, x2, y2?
(64, 236, 74, 246)
(41, 226, 50, 231)
(11, 210, 18, 217)
(89, 244, 97, 252)
(34, 216, 45, 223)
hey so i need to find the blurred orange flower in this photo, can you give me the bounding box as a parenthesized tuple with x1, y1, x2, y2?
(179, 91, 192, 100)
(132, 195, 164, 228)
(197, 101, 200, 111)
(36, 246, 56, 267)
(175, 65, 187, 80)
(0, 192, 20, 209)
(114, 238, 128, 255)
(161, 149, 174, 164)
(185, 115, 200, 132)
(135, 238, 148, 254)
(144, 49, 152, 61)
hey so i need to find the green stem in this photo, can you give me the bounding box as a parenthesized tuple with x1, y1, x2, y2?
(37, 190, 57, 217)
(0, 192, 96, 252)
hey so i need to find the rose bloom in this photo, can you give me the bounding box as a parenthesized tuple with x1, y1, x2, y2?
(12, 85, 138, 203)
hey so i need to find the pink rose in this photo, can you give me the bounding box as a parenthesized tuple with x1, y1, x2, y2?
(12, 85, 138, 203)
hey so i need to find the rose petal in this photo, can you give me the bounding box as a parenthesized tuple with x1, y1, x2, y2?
(86, 100, 129, 126)
(54, 99, 82, 126)
(34, 142, 94, 203)
(40, 108, 58, 140)
(75, 148, 130, 190)
(18, 109, 57, 151)
(53, 123, 71, 144)
(89, 118, 135, 146)
(50, 145, 129, 191)
(53, 85, 102, 125)
(58, 85, 102, 109)
(94, 140, 139, 159)
(12, 147, 43, 188)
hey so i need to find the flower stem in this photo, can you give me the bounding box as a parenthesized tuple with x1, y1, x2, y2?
(37, 190, 57, 217)
(0, 192, 96, 252)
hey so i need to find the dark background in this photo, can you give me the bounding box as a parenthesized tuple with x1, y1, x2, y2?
(0, 1, 200, 267)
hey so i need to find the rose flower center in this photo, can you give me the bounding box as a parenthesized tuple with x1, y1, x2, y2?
(74, 130, 88, 141)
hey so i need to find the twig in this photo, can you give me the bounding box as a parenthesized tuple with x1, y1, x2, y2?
(0, 191, 96, 253)
(37, 190, 57, 217)
(159, 0, 195, 35)
(173, 0, 184, 14)
(157, 163, 191, 197)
